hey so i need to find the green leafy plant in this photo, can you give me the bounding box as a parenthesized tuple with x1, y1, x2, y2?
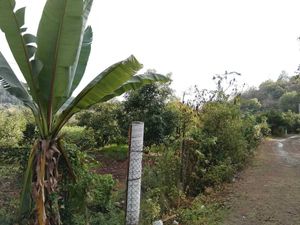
(61, 125, 96, 150)
(178, 196, 227, 225)
(120, 81, 177, 146)
(0, 108, 26, 148)
(0, 0, 169, 224)
(141, 146, 184, 224)
(58, 143, 118, 225)
(77, 102, 124, 147)
(98, 144, 128, 161)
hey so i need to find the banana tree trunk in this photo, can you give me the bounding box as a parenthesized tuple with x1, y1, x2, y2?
(32, 139, 61, 225)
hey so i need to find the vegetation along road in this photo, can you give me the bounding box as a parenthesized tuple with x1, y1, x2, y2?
(222, 135, 300, 225)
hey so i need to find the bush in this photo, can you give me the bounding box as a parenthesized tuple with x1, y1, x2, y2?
(182, 102, 261, 195)
(59, 143, 118, 224)
(77, 102, 124, 147)
(120, 82, 179, 146)
(197, 102, 249, 166)
(61, 126, 96, 150)
(263, 110, 289, 136)
(141, 146, 184, 224)
(140, 198, 161, 225)
(178, 196, 226, 225)
(282, 110, 300, 133)
(279, 91, 300, 112)
(204, 159, 235, 186)
(241, 114, 269, 151)
(0, 108, 26, 148)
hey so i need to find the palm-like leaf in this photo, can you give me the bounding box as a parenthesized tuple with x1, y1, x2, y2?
(0, 0, 40, 102)
(19, 144, 37, 219)
(70, 26, 93, 94)
(0, 51, 37, 111)
(69, 0, 93, 94)
(36, 0, 84, 121)
(53, 58, 170, 136)
(100, 73, 171, 103)
(67, 55, 142, 112)
(53, 55, 142, 133)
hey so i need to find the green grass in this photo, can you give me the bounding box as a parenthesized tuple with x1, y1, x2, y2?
(93, 144, 129, 161)
(0, 162, 21, 224)
(178, 196, 228, 225)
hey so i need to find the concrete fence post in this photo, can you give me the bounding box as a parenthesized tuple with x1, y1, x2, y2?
(126, 121, 144, 225)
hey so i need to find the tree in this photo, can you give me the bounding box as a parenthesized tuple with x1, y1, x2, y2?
(0, 1, 168, 224)
(241, 86, 259, 100)
(77, 102, 123, 147)
(120, 78, 177, 146)
(279, 91, 300, 112)
(254, 80, 284, 110)
(240, 98, 262, 113)
(263, 110, 289, 135)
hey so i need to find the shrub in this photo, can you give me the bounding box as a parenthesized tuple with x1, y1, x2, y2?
(178, 197, 226, 225)
(141, 146, 184, 224)
(264, 110, 288, 136)
(140, 198, 161, 225)
(241, 114, 268, 151)
(59, 143, 117, 224)
(282, 110, 300, 133)
(204, 159, 235, 186)
(61, 126, 96, 150)
(197, 102, 249, 166)
(120, 82, 179, 146)
(183, 102, 261, 195)
(279, 91, 300, 112)
(77, 102, 124, 147)
(0, 108, 26, 148)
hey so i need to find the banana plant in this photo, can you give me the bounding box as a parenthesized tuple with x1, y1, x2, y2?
(0, 0, 169, 224)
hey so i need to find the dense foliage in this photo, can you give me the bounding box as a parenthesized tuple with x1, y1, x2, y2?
(241, 72, 300, 135)
(121, 80, 178, 146)
(77, 81, 180, 147)
(76, 102, 124, 147)
(0, 107, 26, 148)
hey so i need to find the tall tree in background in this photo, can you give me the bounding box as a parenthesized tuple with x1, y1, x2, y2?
(0, 0, 168, 224)
(241, 72, 300, 112)
(120, 73, 177, 146)
(77, 101, 123, 147)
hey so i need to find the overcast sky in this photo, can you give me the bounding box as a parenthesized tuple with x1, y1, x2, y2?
(1, 0, 300, 97)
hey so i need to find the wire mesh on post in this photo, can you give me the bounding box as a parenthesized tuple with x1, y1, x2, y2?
(126, 121, 144, 225)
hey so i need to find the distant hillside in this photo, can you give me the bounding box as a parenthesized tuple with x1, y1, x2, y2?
(0, 86, 22, 106)
(241, 72, 300, 113)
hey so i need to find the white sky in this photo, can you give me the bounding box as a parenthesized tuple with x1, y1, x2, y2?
(1, 0, 300, 97)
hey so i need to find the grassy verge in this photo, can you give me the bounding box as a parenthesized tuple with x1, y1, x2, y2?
(92, 144, 128, 161)
(177, 194, 228, 225)
(0, 162, 21, 224)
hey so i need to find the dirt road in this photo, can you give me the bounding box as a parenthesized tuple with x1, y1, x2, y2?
(222, 136, 300, 225)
